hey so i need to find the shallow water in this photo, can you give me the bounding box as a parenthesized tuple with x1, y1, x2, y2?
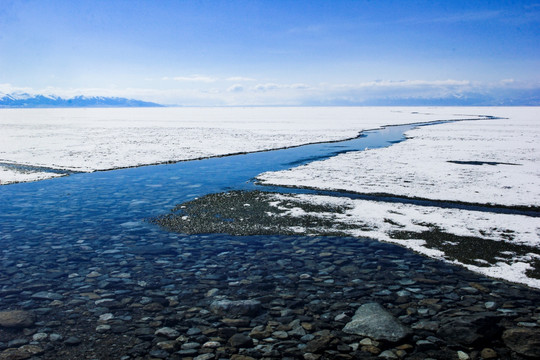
(0, 123, 417, 247)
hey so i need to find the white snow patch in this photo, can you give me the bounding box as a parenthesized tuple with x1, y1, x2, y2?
(463, 261, 540, 289)
(0, 165, 65, 185)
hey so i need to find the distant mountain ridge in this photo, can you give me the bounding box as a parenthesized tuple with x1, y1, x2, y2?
(0, 93, 163, 108)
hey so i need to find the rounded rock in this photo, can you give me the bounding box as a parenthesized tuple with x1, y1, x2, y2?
(480, 348, 497, 359)
(154, 327, 180, 339)
(0, 310, 35, 328)
(32, 333, 48, 342)
(228, 333, 253, 348)
(64, 336, 82, 346)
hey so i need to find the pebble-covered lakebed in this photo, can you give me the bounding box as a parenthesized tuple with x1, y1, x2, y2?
(1, 232, 540, 360)
(1, 121, 540, 359)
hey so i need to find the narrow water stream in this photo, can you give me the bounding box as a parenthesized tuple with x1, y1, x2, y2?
(0, 122, 423, 246)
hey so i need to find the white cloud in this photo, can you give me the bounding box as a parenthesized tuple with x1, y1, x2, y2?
(227, 84, 244, 93)
(331, 79, 471, 89)
(226, 76, 256, 82)
(170, 75, 218, 82)
(403, 10, 503, 25)
(161, 75, 255, 83)
(253, 83, 310, 92)
(254, 83, 281, 91)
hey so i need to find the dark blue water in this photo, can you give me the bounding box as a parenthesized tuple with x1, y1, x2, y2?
(0, 123, 419, 247)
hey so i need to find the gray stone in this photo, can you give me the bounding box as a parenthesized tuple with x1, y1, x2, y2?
(181, 342, 201, 350)
(272, 330, 289, 339)
(155, 327, 180, 339)
(343, 303, 411, 342)
(187, 327, 202, 335)
(210, 299, 262, 317)
(480, 348, 497, 359)
(32, 333, 48, 342)
(249, 325, 270, 339)
(49, 333, 63, 342)
(378, 350, 398, 359)
(502, 328, 540, 358)
(156, 340, 177, 352)
(0, 345, 43, 360)
(411, 320, 439, 331)
(8, 339, 29, 348)
(96, 324, 111, 333)
(228, 333, 253, 348)
(31, 291, 63, 300)
(0, 310, 35, 328)
(176, 349, 198, 356)
(64, 336, 81, 345)
(288, 325, 307, 337)
(202, 341, 220, 349)
(148, 349, 169, 359)
(304, 333, 334, 353)
(484, 301, 497, 310)
(194, 354, 215, 360)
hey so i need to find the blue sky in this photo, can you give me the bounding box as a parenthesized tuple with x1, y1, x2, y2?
(1, 0, 539, 105)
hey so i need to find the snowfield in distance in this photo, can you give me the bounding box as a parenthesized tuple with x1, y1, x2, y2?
(1, 107, 485, 184)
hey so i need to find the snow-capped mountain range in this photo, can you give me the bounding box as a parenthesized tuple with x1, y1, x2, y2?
(0, 93, 163, 108)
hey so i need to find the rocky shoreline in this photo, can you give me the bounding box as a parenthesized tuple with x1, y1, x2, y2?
(1, 230, 540, 359)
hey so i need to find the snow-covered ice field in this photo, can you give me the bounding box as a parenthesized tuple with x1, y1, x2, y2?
(0, 107, 483, 184)
(258, 107, 540, 207)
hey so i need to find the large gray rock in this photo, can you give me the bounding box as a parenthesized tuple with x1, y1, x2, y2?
(0, 345, 44, 360)
(0, 310, 35, 328)
(503, 328, 540, 358)
(210, 299, 262, 317)
(342, 303, 411, 342)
